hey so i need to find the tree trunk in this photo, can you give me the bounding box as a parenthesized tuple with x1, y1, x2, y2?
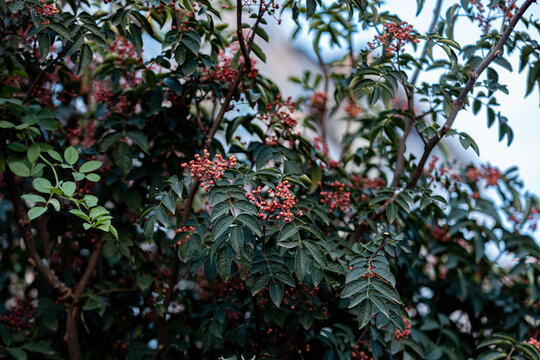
(66, 305, 82, 360)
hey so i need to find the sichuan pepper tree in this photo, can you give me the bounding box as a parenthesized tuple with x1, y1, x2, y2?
(1, 0, 539, 359)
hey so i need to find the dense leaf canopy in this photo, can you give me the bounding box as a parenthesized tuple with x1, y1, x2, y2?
(0, 0, 539, 359)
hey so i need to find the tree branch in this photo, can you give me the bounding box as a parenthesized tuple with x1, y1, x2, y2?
(390, 0, 443, 187)
(408, 0, 536, 188)
(4, 170, 73, 300)
(73, 239, 104, 300)
(237, 0, 252, 73)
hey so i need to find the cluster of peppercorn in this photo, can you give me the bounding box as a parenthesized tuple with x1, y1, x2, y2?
(310, 91, 327, 113)
(394, 317, 411, 340)
(246, 181, 302, 224)
(182, 149, 237, 191)
(351, 346, 373, 360)
(319, 181, 351, 213)
(526, 337, 540, 349)
(465, 165, 501, 186)
(368, 22, 419, 57)
(205, 41, 259, 84)
(259, 94, 297, 146)
(0, 299, 35, 334)
(37, 0, 59, 19)
(175, 225, 195, 246)
(426, 223, 451, 243)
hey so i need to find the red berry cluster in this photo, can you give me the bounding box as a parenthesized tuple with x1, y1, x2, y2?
(38, 0, 59, 17)
(314, 136, 329, 157)
(246, 181, 302, 223)
(500, 0, 518, 22)
(526, 337, 540, 349)
(181, 149, 237, 191)
(394, 317, 411, 340)
(351, 345, 373, 360)
(368, 22, 419, 57)
(176, 225, 195, 246)
(465, 165, 501, 186)
(260, 94, 297, 145)
(310, 91, 327, 112)
(56, 89, 77, 104)
(319, 181, 351, 212)
(344, 102, 362, 117)
(206, 41, 258, 84)
(68, 120, 97, 149)
(470, 0, 491, 34)
(229, 0, 280, 18)
(351, 174, 386, 190)
(0, 299, 35, 333)
(95, 89, 134, 118)
(426, 223, 451, 243)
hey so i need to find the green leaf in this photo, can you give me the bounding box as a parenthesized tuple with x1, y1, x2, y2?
(90, 206, 109, 219)
(237, 214, 263, 237)
(251, 274, 270, 295)
(475, 350, 507, 360)
(136, 274, 153, 290)
(269, 281, 284, 307)
(49, 199, 60, 211)
(82, 296, 105, 311)
(216, 247, 232, 280)
(211, 202, 231, 221)
(162, 194, 176, 214)
(370, 295, 389, 317)
(278, 222, 298, 242)
(303, 240, 326, 266)
(0, 120, 15, 128)
(23, 342, 55, 355)
(357, 300, 372, 328)
(21, 194, 47, 203)
(8, 348, 27, 360)
(386, 202, 398, 223)
(47, 150, 63, 162)
(42, 311, 58, 331)
(251, 42, 266, 62)
(230, 226, 244, 254)
(8, 161, 30, 177)
(28, 207, 47, 220)
(85, 173, 100, 182)
(38, 31, 51, 59)
(64, 146, 79, 165)
(306, 0, 317, 18)
(295, 247, 309, 281)
(181, 36, 200, 54)
(70, 209, 90, 222)
(27, 143, 41, 163)
(182, 57, 198, 77)
(144, 216, 155, 243)
(80, 160, 102, 173)
(213, 216, 234, 239)
(61, 182, 76, 197)
(298, 223, 325, 241)
(341, 279, 368, 298)
(48, 22, 73, 40)
(22, 342, 54, 355)
(77, 43, 93, 75)
(33, 178, 53, 193)
(128, 24, 143, 57)
(126, 130, 150, 153)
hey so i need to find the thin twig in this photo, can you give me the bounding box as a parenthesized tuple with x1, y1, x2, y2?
(408, 0, 536, 187)
(390, 0, 443, 187)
